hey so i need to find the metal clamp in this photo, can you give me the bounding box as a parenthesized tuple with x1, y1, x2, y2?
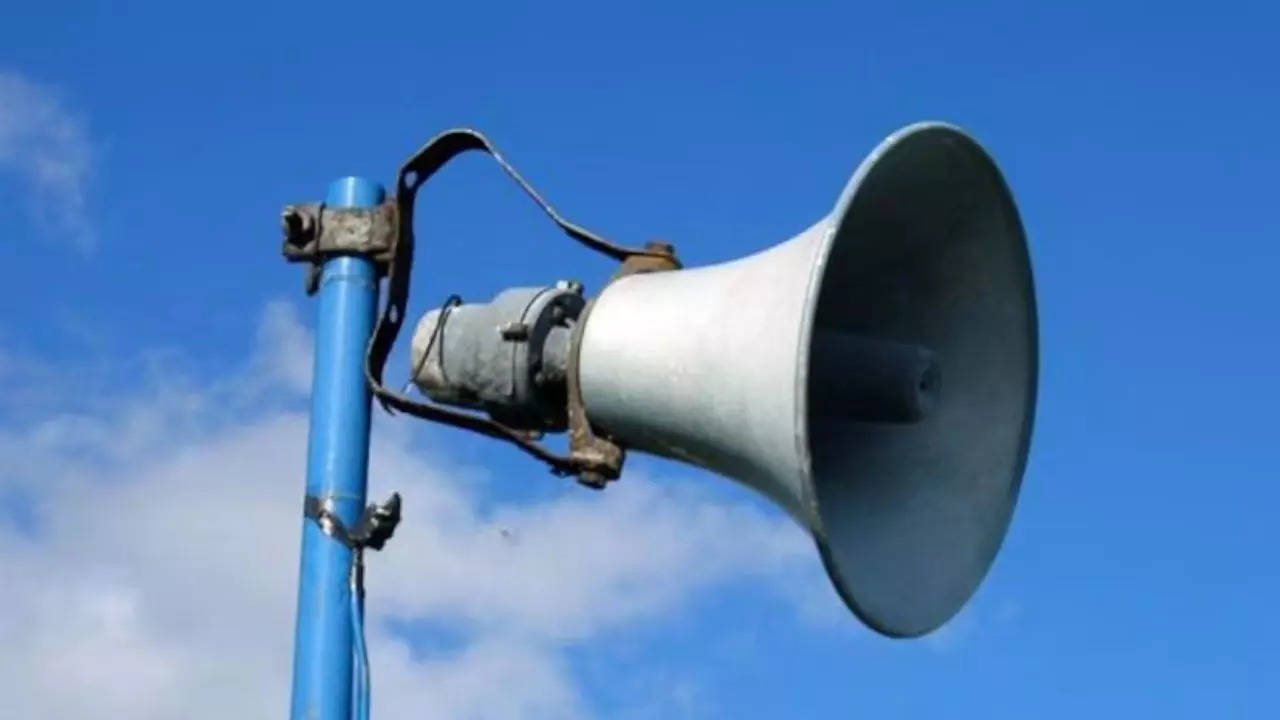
(281, 202, 399, 294)
(304, 492, 403, 551)
(567, 240, 681, 488)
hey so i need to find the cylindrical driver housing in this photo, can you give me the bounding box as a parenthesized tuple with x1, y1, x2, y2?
(409, 284, 586, 431)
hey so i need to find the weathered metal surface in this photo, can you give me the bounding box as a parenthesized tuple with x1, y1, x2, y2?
(362, 127, 681, 480)
(575, 123, 1037, 639)
(408, 285, 586, 431)
(281, 202, 398, 260)
(303, 492, 402, 552)
(562, 239, 682, 488)
(281, 201, 398, 293)
(563, 297, 622, 489)
(609, 240, 681, 279)
(578, 223, 828, 514)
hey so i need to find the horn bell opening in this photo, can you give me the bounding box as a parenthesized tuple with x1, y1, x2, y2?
(800, 123, 1038, 638)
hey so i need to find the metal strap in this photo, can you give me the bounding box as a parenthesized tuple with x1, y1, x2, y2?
(364, 128, 679, 479)
(303, 495, 357, 548)
(303, 493, 402, 551)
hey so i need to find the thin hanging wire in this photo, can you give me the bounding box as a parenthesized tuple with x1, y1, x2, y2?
(350, 551, 370, 720)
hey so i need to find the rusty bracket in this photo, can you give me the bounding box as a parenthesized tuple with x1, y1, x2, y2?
(608, 241, 680, 281)
(281, 201, 399, 294)
(565, 240, 681, 489)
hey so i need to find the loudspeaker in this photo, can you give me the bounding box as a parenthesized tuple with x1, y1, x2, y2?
(576, 122, 1037, 637)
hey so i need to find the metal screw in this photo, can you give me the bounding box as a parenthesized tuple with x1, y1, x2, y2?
(644, 240, 675, 255)
(499, 322, 530, 341)
(555, 279, 584, 295)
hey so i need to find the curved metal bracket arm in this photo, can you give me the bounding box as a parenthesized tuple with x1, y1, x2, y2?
(363, 128, 680, 482)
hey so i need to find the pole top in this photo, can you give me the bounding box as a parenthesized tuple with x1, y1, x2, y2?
(326, 176, 385, 209)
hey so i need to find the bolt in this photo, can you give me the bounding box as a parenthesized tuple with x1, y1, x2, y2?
(281, 206, 316, 245)
(499, 322, 530, 341)
(644, 240, 675, 256)
(555, 279, 584, 295)
(281, 209, 300, 236)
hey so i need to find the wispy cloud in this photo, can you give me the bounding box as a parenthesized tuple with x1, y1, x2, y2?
(0, 300, 827, 718)
(0, 70, 94, 253)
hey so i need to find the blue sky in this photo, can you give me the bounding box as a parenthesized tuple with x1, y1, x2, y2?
(2, 2, 1277, 718)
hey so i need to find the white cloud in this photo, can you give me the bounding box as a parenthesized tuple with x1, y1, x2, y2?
(0, 301, 829, 719)
(0, 70, 94, 253)
(251, 300, 315, 395)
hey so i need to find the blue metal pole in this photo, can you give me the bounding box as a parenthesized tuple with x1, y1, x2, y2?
(290, 177, 384, 720)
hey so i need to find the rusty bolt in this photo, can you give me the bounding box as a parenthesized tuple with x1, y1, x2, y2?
(281, 206, 316, 245)
(643, 240, 675, 256)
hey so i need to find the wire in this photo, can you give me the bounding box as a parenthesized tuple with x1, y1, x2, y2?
(400, 294, 462, 395)
(350, 550, 370, 720)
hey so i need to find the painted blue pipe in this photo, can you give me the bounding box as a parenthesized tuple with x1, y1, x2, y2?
(290, 177, 384, 720)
